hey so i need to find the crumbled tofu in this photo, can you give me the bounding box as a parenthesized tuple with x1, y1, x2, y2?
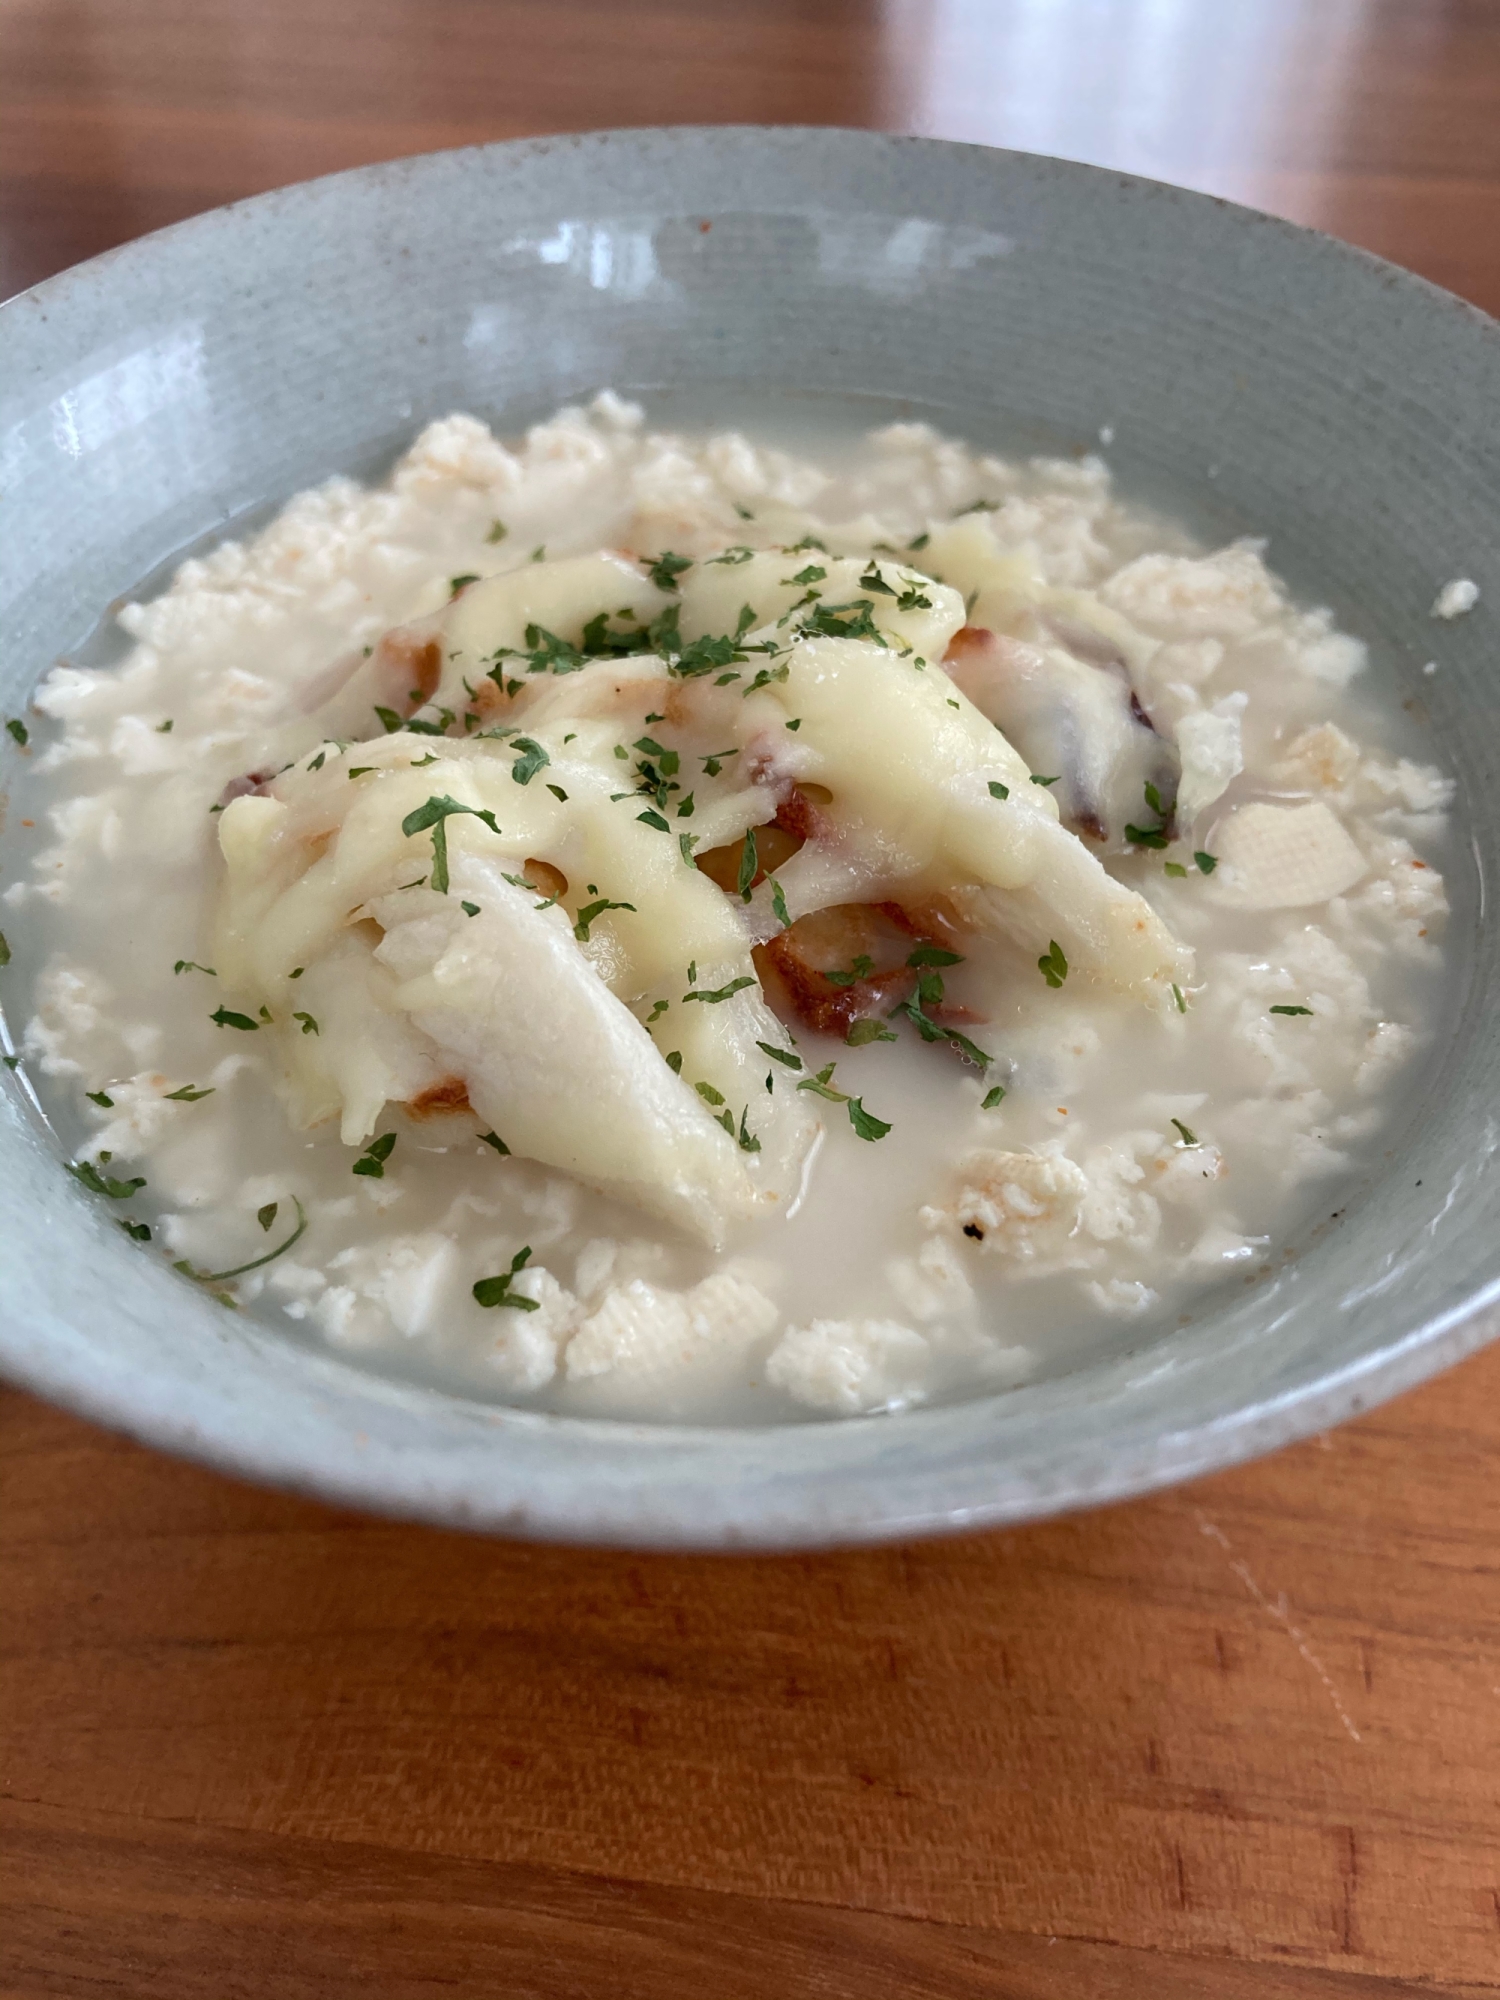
(886, 1231, 977, 1324)
(1150, 1140, 1227, 1204)
(1174, 695, 1245, 827)
(23, 961, 121, 1079)
(1077, 1136, 1163, 1254)
(564, 1271, 779, 1381)
(1210, 801, 1367, 909)
(1099, 542, 1281, 639)
(1270, 721, 1361, 794)
(929, 1150, 1090, 1269)
(766, 1318, 932, 1415)
(1084, 1277, 1157, 1317)
(323, 1231, 462, 1341)
(82, 1071, 196, 1162)
(487, 1264, 576, 1392)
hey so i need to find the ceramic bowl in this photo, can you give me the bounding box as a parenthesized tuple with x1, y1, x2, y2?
(2, 128, 1496, 1547)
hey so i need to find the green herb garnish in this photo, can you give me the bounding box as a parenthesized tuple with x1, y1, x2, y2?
(683, 975, 756, 1005)
(794, 1062, 890, 1140)
(756, 1040, 803, 1069)
(400, 794, 502, 893)
(678, 632, 745, 679)
(509, 737, 549, 784)
(634, 735, 679, 775)
(1037, 941, 1068, 989)
(67, 1159, 146, 1199)
(736, 829, 759, 902)
(176, 1196, 308, 1286)
(573, 898, 636, 942)
(796, 1061, 847, 1103)
(846, 1019, 898, 1046)
(847, 1099, 892, 1142)
(801, 598, 883, 644)
(352, 1132, 397, 1178)
(824, 955, 874, 989)
(473, 1245, 540, 1311)
(645, 551, 693, 591)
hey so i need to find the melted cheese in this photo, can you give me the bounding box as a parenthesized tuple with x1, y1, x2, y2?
(215, 546, 1188, 1240)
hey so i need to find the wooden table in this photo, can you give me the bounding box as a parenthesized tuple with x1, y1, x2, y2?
(3, 4, 1499, 1992)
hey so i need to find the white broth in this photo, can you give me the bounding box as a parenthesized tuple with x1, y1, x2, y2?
(0, 396, 1454, 1422)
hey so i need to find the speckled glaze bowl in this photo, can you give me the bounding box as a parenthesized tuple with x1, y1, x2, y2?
(2, 129, 1496, 1547)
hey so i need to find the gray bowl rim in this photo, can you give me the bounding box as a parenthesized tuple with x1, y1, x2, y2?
(1, 124, 1496, 1549)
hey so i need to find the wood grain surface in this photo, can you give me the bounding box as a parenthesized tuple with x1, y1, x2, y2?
(3, 2, 1500, 1994)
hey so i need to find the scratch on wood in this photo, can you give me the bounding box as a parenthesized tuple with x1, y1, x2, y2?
(1338, 1826, 1359, 1953)
(1359, 1638, 1374, 1693)
(1214, 1631, 1231, 1674)
(1197, 1515, 1362, 1744)
(1175, 1841, 1190, 1909)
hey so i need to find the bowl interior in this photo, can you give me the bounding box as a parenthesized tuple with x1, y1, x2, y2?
(2, 128, 1497, 1546)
